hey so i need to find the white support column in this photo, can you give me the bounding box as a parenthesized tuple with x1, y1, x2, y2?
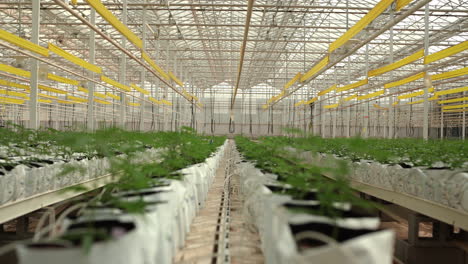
(388, 9, 395, 139)
(162, 42, 169, 131)
(346, 60, 351, 138)
(313, 83, 317, 135)
(440, 110, 444, 139)
(29, 0, 40, 129)
(422, 3, 430, 140)
(374, 109, 378, 137)
(119, 0, 128, 129)
(463, 91, 466, 140)
(87, 9, 96, 132)
(363, 44, 370, 138)
(321, 94, 326, 137)
(139, 5, 147, 131)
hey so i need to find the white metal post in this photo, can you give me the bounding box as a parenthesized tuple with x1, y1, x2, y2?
(119, 0, 128, 129)
(422, 3, 430, 140)
(332, 71, 337, 138)
(321, 94, 326, 137)
(87, 9, 96, 132)
(440, 110, 444, 139)
(463, 91, 466, 140)
(139, 5, 147, 131)
(163, 42, 170, 131)
(388, 11, 394, 139)
(313, 83, 317, 135)
(29, 0, 40, 129)
(346, 59, 351, 138)
(364, 44, 370, 138)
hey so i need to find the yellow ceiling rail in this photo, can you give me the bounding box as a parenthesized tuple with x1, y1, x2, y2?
(0, 79, 29, 90)
(38, 99, 52, 103)
(0, 89, 28, 98)
(368, 50, 424, 77)
(77, 87, 105, 99)
(318, 84, 336, 96)
(67, 95, 87, 103)
(267, 97, 275, 104)
(392, 100, 399, 106)
(442, 103, 468, 110)
(306, 97, 318, 104)
(284, 72, 302, 90)
(47, 73, 80, 86)
(0, 96, 25, 104)
(48, 43, 102, 74)
(181, 89, 199, 101)
(324, 103, 339, 109)
(141, 52, 170, 80)
(101, 75, 131, 92)
(94, 92, 107, 99)
(357, 89, 385, 100)
(428, 95, 439, 101)
(396, 0, 413, 11)
(168, 71, 184, 87)
(0, 63, 31, 78)
(39, 93, 58, 99)
(0, 29, 49, 57)
(77, 86, 89, 93)
(196, 102, 204, 108)
(397, 87, 434, 100)
(149, 97, 161, 105)
(39, 85, 68, 94)
(424, 41, 468, 64)
(373, 104, 388, 110)
(344, 94, 358, 102)
(127, 102, 140, 107)
(384, 72, 425, 89)
(182, 89, 191, 99)
(431, 67, 468, 81)
(337, 79, 368, 92)
(294, 100, 305, 107)
(435, 86, 468, 96)
(329, 0, 394, 52)
(261, 104, 269, 109)
(130, 83, 150, 95)
(94, 98, 112, 105)
(437, 97, 468, 104)
(407, 99, 425, 105)
(106, 92, 120, 100)
(300, 56, 329, 82)
(84, 0, 143, 49)
(161, 99, 172, 106)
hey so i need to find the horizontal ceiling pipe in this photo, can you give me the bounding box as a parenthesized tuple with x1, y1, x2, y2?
(269, 0, 434, 108)
(7, 1, 468, 13)
(4, 22, 463, 33)
(51, 0, 197, 107)
(38, 36, 460, 46)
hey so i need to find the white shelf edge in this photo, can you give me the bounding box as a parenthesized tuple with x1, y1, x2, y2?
(0, 174, 116, 224)
(323, 173, 468, 230)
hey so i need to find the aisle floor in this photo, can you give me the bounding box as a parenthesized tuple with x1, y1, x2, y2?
(174, 142, 264, 264)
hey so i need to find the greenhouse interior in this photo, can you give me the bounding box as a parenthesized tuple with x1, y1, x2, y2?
(0, 0, 467, 263)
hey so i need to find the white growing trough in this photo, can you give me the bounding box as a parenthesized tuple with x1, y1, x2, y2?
(14, 140, 228, 264)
